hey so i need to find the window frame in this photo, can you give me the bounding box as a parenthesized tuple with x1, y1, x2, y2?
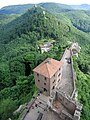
(38, 79, 40, 82)
(37, 73, 39, 76)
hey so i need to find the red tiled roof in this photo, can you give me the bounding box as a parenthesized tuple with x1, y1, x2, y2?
(33, 58, 63, 78)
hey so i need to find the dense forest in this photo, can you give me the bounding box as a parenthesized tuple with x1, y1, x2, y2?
(0, 4, 90, 120)
(1, 3, 90, 14)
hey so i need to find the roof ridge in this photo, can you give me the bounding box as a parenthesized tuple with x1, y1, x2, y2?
(33, 58, 63, 78)
(45, 63, 50, 78)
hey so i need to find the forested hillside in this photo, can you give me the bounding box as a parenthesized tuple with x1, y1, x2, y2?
(1, 3, 90, 14)
(0, 14, 20, 26)
(0, 7, 70, 45)
(0, 4, 34, 14)
(0, 3, 72, 14)
(0, 5, 90, 120)
(61, 10, 90, 32)
(71, 4, 90, 10)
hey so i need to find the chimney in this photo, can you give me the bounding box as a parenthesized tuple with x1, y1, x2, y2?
(47, 59, 51, 64)
(45, 58, 51, 64)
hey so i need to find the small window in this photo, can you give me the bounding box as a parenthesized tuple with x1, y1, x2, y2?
(54, 74, 55, 77)
(52, 86, 55, 90)
(37, 73, 39, 76)
(44, 83, 46, 85)
(44, 88, 47, 92)
(59, 68, 61, 70)
(58, 79, 60, 82)
(38, 80, 40, 82)
(53, 79, 55, 83)
(45, 77, 47, 80)
(58, 73, 61, 77)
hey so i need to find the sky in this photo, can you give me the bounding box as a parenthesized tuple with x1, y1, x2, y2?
(0, 0, 90, 8)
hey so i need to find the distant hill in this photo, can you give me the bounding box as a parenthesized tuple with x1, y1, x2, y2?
(0, 14, 20, 25)
(0, 4, 35, 14)
(39, 3, 72, 13)
(0, 3, 90, 15)
(0, 6, 70, 44)
(61, 10, 90, 32)
(71, 4, 90, 10)
(0, 3, 72, 14)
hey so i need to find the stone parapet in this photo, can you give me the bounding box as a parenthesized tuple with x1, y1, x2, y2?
(60, 110, 73, 120)
(51, 89, 83, 120)
(70, 48, 76, 98)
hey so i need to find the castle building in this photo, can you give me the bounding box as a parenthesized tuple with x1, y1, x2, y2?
(21, 44, 82, 120)
(33, 58, 63, 96)
(71, 42, 81, 55)
(38, 42, 53, 53)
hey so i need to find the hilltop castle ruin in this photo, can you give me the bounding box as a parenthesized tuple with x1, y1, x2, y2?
(20, 43, 82, 120)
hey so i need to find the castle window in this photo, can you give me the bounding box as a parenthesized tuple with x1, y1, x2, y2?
(44, 83, 46, 85)
(58, 79, 60, 82)
(53, 79, 55, 83)
(59, 68, 61, 70)
(44, 88, 47, 92)
(38, 80, 40, 82)
(37, 73, 39, 76)
(45, 77, 47, 80)
(52, 86, 55, 90)
(58, 73, 61, 77)
(54, 74, 55, 77)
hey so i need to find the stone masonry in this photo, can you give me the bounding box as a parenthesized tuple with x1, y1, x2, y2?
(20, 43, 82, 120)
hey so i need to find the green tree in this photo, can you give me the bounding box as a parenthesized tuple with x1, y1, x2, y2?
(0, 99, 17, 120)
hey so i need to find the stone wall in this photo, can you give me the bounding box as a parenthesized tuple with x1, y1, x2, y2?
(20, 96, 37, 120)
(53, 89, 83, 120)
(34, 72, 50, 96)
(60, 48, 76, 98)
(70, 48, 76, 98)
(56, 89, 76, 115)
(73, 110, 81, 120)
(61, 48, 68, 61)
(59, 110, 73, 120)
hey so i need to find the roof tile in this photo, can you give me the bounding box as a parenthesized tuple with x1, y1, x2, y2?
(33, 58, 63, 78)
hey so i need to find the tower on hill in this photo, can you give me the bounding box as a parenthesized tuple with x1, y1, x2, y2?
(33, 58, 63, 96)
